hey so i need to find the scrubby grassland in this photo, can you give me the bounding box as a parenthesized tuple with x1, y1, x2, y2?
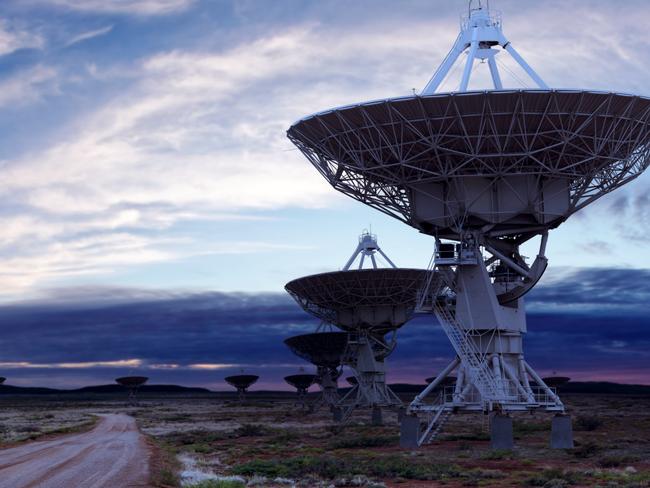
(1, 393, 649, 487)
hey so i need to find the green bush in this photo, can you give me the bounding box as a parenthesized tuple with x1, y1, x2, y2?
(572, 441, 601, 459)
(329, 435, 397, 449)
(186, 481, 245, 488)
(235, 424, 268, 437)
(231, 454, 462, 481)
(575, 415, 603, 431)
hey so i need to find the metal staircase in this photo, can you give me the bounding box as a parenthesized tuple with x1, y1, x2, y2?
(433, 299, 504, 405)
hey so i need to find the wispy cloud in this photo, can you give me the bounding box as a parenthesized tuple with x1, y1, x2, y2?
(0, 65, 57, 108)
(30, 0, 195, 16)
(65, 25, 113, 47)
(0, 359, 142, 369)
(0, 19, 44, 56)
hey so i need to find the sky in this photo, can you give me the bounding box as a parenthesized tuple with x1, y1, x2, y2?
(0, 0, 648, 389)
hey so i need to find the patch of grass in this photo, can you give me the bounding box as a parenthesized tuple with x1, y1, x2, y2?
(571, 441, 601, 459)
(522, 468, 581, 487)
(149, 437, 181, 488)
(156, 468, 180, 487)
(160, 429, 228, 446)
(329, 435, 398, 449)
(234, 423, 268, 437)
(186, 481, 245, 488)
(575, 415, 603, 431)
(481, 449, 515, 460)
(513, 421, 549, 434)
(231, 454, 462, 481)
(440, 431, 490, 442)
(597, 454, 638, 468)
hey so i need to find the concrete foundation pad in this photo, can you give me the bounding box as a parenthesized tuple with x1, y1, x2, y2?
(399, 415, 421, 449)
(551, 415, 574, 448)
(490, 414, 513, 450)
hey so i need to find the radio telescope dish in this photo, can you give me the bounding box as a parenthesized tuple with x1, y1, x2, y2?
(289, 91, 650, 242)
(288, 1, 649, 448)
(286, 268, 431, 334)
(115, 376, 148, 406)
(285, 333, 346, 411)
(286, 232, 436, 423)
(285, 373, 317, 409)
(225, 374, 259, 402)
(346, 376, 358, 386)
(284, 332, 348, 368)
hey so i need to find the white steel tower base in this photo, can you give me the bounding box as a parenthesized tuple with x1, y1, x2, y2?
(337, 333, 402, 423)
(402, 240, 566, 447)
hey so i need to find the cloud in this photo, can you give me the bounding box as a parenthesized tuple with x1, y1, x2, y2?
(0, 267, 647, 389)
(30, 0, 195, 16)
(0, 19, 44, 56)
(65, 25, 114, 47)
(0, 65, 58, 108)
(528, 268, 650, 313)
(0, 0, 650, 299)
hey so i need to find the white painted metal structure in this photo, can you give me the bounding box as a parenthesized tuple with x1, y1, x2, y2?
(286, 232, 430, 421)
(288, 1, 650, 444)
(284, 332, 347, 411)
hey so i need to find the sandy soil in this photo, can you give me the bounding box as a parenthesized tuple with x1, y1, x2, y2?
(0, 413, 150, 488)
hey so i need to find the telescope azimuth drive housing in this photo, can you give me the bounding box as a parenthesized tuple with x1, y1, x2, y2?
(286, 232, 432, 422)
(288, 1, 650, 447)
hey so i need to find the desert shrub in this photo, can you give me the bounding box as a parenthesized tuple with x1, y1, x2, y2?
(186, 481, 244, 488)
(366, 456, 461, 480)
(597, 455, 638, 468)
(523, 468, 580, 486)
(481, 449, 515, 460)
(155, 468, 180, 487)
(232, 455, 345, 479)
(330, 435, 397, 449)
(235, 424, 268, 437)
(441, 431, 490, 441)
(513, 421, 549, 434)
(161, 429, 227, 446)
(572, 441, 601, 458)
(575, 415, 603, 431)
(231, 455, 461, 481)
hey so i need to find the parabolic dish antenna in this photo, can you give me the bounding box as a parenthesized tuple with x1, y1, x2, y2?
(285, 332, 346, 411)
(284, 373, 317, 409)
(288, 0, 650, 448)
(284, 332, 348, 368)
(286, 232, 435, 423)
(225, 374, 259, 402)
(115, 376, 148, 406)
(286, 268, 432, 334)
(284, 374, 317, 391)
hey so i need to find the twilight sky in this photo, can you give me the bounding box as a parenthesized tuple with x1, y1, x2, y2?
(0, 0, 648, 389)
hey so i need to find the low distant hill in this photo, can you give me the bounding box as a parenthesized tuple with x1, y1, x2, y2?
(0, 384, 211, 395)
(0, 381, 648, 396)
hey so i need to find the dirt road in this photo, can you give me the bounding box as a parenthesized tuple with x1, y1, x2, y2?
(0, 413, 150, 488)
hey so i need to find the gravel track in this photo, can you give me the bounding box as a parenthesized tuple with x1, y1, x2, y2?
(0, 413, 150, 488)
